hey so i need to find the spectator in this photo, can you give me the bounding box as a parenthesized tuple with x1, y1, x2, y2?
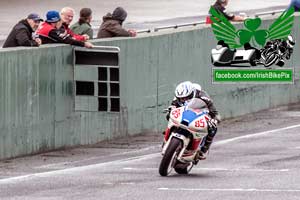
(36, 10, 93, 48)
(71, 8, 93, 39)
(289, 0, 300, 11)
(97, 7, 136, 38)
(60, 7, 89, 41)
(211, 0, 245, 22)
(3, 13, 43, 48)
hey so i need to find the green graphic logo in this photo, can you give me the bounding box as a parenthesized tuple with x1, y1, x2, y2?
(213, 69, 293, 83)
(209, 7, 295, 49)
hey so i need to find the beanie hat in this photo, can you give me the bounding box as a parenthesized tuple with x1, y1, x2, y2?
(112, 7, 127, 21)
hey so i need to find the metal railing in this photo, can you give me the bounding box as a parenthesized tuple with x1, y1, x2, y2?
(254, 9, 285, 18)
(90, 9, 286, 37)
(154, 21, 206, 32)
(136, 29, 151, 34)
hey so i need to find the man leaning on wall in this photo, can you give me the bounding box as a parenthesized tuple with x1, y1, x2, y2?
(60, 7, 89, 41)
(97, 7, 137, 38)
(36, 10, 93, 48)
(3, 13, 43, 48)
(71, 8, 93, 39)
(212, 0, 246, 22)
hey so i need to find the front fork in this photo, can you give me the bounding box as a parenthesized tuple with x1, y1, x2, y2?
(164, 128, 171, 142)
(162, 132, 190, 159)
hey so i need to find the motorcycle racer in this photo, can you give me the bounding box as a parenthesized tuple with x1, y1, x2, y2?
(166, 81, 221, 160)
(258, 35, 295, 67)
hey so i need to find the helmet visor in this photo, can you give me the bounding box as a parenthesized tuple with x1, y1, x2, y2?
(177, 92, 194, 103)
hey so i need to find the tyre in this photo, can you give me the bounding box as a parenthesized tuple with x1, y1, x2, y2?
(264, 54, 279, 68)
(174, 167, 188, 174)
(159, 137, 182, 176)
(250, 59, 257, 66)
(175, 162, 194, 174)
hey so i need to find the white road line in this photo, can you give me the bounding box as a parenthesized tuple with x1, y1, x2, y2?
(0, 153, 159, 184)
(215, 124, 300, 146)
(103, 182, 114, 185)
(37, 124, 300, 169)
(103, 182, 135, 185)
(36, 145, 160, 169)
(121, 182, 135, 185)
(158, 188, 300, 192)
(196, 168, 290, 172)
(123, 167, 289, 172)
(0, 123, 299, 184)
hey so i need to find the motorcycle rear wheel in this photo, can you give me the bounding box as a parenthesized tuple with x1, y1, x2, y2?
(174, 167, 188, 174)
(159, 137, 182, 176)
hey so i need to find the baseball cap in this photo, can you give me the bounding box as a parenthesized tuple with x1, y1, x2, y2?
(46, 10, 61, 23)
(27, 13, 43, 21)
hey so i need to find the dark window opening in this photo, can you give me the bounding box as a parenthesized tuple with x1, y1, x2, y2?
(98, 67, 107, 81)
(98, 98, 108, 111)
(110, 68, 119, 81)
(76, 81, 94, 96)
(110, 83, 119, 97)
(98, 83, 107, 96)
(75, 51, 119, 66)
(111, 98, 120, 112)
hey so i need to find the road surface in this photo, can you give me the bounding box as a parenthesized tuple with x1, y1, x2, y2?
(0, 103, 300, 200)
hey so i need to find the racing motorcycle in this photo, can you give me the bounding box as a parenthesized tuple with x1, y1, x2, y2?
(211, 35, 295, 68)
(159, 98, 213, 176)
(257, 36, 295, 68)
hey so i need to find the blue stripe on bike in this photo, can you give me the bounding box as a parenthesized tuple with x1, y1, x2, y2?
(181, 109, 209, 125)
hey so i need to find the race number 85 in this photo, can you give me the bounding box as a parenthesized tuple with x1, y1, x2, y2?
(171, 109, 180, 119)
(195, 119, 205, 128)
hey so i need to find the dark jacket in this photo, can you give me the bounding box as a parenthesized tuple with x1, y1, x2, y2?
(3, 19, 38, 48)
(61, 23, 86, 41)
(289, 0, 300, 11)
(212, 2, 235, 20)
(70, 22, 93, 39)
(36, 22, 84, 47)
(97, 13, 130, 38)
(171, 89, 220, 122)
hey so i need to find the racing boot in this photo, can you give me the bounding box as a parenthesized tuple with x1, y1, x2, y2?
(276, 59, 285, 67)
(197, 124, 217, 160)
(198, 135, 214, 160)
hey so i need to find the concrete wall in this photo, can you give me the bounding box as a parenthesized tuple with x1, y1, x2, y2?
(1, 17, 300, 159)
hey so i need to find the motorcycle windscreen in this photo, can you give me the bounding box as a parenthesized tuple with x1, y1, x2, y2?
(185, 98, 208, 111)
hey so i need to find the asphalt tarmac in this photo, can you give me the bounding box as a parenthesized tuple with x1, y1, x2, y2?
(0, 103, 300, 200)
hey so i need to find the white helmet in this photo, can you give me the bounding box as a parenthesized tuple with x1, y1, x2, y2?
(287, 35, 295, 48)
(174, 81, 195, 103)
(192, 83, 202, 91)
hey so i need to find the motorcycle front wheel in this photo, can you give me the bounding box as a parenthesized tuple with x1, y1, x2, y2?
(264, 54, 279, 68)
(159, 137, 182, 176)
